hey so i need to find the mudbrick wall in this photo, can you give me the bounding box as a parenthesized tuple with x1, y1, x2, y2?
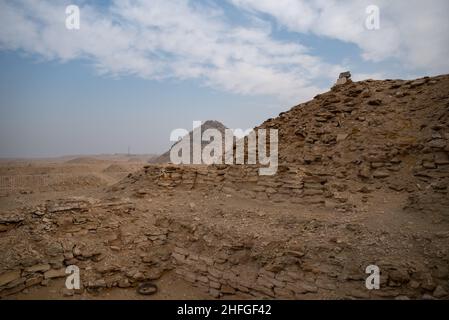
(159, 216, 447, 300)
(124, 164, 352, 211)
(121, 141, 449, 216)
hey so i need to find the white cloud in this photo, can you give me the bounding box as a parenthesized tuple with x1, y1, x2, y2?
(2, 1, 445, 105)
(230, 0, 449, 72)
(0, 0, 346, 104)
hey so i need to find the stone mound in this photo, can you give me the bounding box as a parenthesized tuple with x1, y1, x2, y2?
(254, 74, 449, 215)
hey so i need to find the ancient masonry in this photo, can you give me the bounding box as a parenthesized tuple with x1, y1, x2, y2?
(132, 164, 346, 208)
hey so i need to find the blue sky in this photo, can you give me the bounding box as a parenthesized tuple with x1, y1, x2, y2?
(0, 0, 448, 157)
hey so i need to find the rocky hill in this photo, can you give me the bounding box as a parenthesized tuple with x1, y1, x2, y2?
(253, 74, 449, 215)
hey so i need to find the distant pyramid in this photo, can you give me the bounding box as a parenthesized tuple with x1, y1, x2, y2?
(150, 120, 230, 164)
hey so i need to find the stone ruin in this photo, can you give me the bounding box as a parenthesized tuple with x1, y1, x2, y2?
(335, 71, 352, 86)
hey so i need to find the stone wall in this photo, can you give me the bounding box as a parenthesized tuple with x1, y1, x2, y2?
(159, 216, 447, 300)
(126, 164, 350, 210)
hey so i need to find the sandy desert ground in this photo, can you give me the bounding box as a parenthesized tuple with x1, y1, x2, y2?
(0, 156, 216, 299)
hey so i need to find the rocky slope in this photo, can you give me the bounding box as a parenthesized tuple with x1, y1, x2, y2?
(254, 74, 449, 216)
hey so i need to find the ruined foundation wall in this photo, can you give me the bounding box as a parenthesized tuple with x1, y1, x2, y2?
(128, 164, 349, 209)
(161, 216, 445, 300)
